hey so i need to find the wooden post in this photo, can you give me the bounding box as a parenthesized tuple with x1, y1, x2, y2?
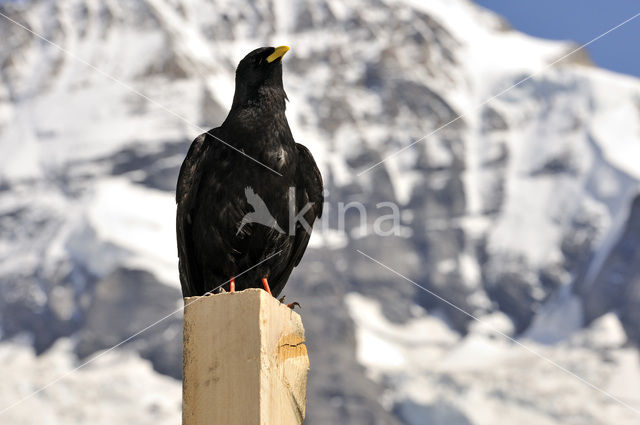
(182, 288, 309, 425)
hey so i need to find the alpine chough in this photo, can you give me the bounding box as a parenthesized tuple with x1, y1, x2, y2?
(176, 46, 323, 302)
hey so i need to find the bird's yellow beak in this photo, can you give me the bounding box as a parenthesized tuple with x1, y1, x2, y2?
(266, 45, 290, 63)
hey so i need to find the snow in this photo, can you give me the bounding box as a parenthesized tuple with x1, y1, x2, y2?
(404, 0, 569, 81)
(308, 227, 348, 249)
(489, 179, 566, 267)
(347, 293, 640, 424)
(404, 0, 640, 274)
(0, 107, 42, 181)
(87, 178, 179, 287)
(525, 290, 584, 344)
(346, 293, 460, 374)
(587, 68, 640, 180)
(273, 0, 299, 34)
(0, 339, 181, 425)
(572, 312, 628, 349)
(607, 350, 640, 404)
(482, 66, 640, 271)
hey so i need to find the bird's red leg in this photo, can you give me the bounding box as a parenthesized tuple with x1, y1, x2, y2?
(262, 278, 298, 309)
(261, 277, 273, 296)
(229, 277, 236, 292)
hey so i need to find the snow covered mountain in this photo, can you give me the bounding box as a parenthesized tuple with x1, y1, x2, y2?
(0, 0, 639, 423)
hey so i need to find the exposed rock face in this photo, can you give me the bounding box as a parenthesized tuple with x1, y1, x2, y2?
(577, 194, 640, 341)
(76, 268, 183, 378)
(0, 0, 639, 423)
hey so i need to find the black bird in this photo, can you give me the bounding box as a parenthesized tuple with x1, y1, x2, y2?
(176, 46, 323, 302)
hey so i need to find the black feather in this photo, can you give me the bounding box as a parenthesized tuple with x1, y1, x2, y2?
(175, 47, 323, 298)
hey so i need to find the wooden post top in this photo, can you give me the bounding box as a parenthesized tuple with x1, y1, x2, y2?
(182, 288, 309, 425)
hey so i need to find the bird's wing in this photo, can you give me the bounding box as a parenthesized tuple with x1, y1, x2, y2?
(176, 133, 208, 204)
(287, 143, 324, 270)
(295, 143, 324, 219)
(176, 132, 210, 297)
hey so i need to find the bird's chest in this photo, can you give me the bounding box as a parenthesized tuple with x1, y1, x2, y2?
(228, 113, 293, 172)
(242, 144, 290, 173)
(242, 134, 293, 173)
(266, 146, 289, 171)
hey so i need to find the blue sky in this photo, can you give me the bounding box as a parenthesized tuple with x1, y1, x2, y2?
(474, 0, 640, 78)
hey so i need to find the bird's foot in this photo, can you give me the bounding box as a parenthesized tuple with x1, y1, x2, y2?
(212, 287, 225, 295)
(261, 277, 273, 296)
(278, 295, 301, 310)
(287, 301, 301, 310)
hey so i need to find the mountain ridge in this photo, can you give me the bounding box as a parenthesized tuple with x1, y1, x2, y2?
(0, 0, 639, 423)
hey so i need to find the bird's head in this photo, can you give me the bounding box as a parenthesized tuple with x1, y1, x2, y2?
(231, 46, 290, 110)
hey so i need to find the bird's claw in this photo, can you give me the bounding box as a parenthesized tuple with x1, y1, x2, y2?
(277, 294, 300, 309)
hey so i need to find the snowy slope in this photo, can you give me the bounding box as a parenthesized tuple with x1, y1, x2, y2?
(0, 339, 181, 425)
(347, 293, 640, 425)
(0, 0, 640, 423)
